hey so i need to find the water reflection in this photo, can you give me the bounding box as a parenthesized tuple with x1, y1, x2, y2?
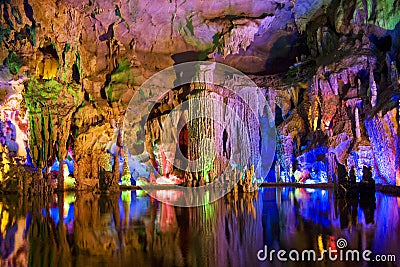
(0, 189, 399, 266)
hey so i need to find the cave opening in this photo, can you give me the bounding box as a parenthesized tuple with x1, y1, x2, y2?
(39, 44, 59, 60)
(370, 34, 392, 52)
(72, 63, 80, 83)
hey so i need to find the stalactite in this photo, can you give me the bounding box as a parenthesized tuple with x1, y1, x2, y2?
(289, 86, 299, 106)
(329, 73, 339, 95)
(369, 65, 378, 108)
(355, 106, 361, 141)
(312, 97, 321, 131)
(370, 80, 378, 108)
(267, 89, 277, 123)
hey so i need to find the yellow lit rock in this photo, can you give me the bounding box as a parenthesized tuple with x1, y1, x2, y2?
(1, 206, 9, 234)
(36, 55, 59, 79)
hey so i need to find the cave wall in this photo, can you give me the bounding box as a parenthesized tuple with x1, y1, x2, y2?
(271, 0, 400, 185)
(0, 0, 399, 188)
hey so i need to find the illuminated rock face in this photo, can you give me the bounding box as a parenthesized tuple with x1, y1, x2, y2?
(0, 0, 399, 189)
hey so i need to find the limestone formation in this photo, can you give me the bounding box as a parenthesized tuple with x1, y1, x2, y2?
(0, 0, 399, 190)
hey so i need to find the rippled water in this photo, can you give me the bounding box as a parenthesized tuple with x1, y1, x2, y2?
(0, 188, 399, 266)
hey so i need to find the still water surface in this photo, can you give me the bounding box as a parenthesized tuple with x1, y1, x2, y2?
(0, 188, 399, 266)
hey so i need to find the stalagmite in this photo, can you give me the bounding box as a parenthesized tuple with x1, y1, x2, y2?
(275, 161, 280, 182)
(121, 153, 131, 186)
(327, 152, 336, 183)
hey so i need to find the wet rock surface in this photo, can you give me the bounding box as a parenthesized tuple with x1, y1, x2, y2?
(0, 188, 399, 266)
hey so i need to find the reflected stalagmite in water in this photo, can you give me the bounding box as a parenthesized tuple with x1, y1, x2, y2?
(0, 189, 399, 266)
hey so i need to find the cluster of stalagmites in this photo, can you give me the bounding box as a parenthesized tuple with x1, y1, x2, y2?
(182, 164, 259, 193)
(0, 145, 50, 196)
(274, 49, 399, 185)
(1, 52, 399, 193)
